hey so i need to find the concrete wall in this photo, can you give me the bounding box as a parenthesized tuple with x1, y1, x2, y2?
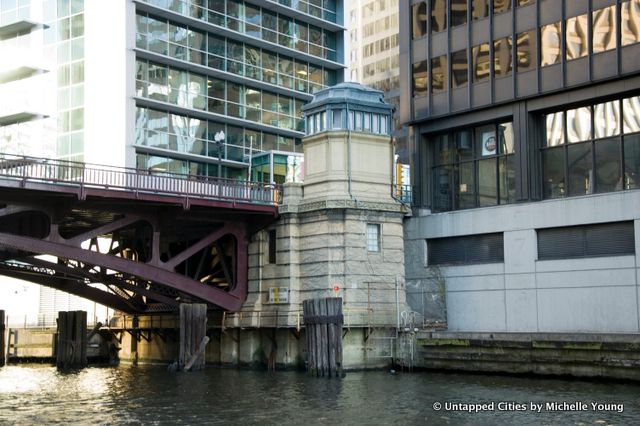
(405, 190, 640, 333)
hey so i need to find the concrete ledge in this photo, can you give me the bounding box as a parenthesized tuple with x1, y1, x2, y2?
(414, 331, 640, 381)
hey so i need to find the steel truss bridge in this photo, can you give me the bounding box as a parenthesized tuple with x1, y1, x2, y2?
(0, 154, 281, 314)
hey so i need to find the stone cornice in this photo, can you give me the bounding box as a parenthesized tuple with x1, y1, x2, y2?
(279, 198, 409, 215)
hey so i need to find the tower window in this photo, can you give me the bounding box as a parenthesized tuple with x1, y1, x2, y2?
(367, 224, 381, 252)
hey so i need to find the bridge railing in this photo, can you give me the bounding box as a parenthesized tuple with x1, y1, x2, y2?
(0, 153, 282, 205)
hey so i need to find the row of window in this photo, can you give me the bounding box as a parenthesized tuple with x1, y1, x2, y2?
(274, 0, 337, 22)
(427, 94, 640, 211)
(144, 0, 338, 24)
(351, 0, 399, 23)
(427, 221, 635, 266)
(363, 56, 400, 78)
(363, 34, 399, 59)
(542, 97, 640, 199)
(136, 59, 305, 132)
(431, 122, 516, 211)
(362, 13, 398, 38)
(412, 1, 640, 96)
(140, 0, 338, 60)
(540, 2, 640, 66)
(306, 109, 390, 136)
(135, 13, 337, 95)
(136, 152, 247, 179)
(0, 0, 30, 25)
(135, 106, 299, 165)
(412, 0, 534, 38)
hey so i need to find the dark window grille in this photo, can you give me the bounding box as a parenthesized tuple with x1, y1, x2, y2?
(537, 222, 635, 260)
(428, 233, 504, 265)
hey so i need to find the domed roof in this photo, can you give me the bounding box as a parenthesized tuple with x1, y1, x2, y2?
(301, 81, 393, 113)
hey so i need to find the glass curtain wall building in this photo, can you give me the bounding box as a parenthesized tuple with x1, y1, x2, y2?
(134, 0, 345, 178)
(0, 0, 345, 179)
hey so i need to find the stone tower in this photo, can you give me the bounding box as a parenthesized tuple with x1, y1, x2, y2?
(237, 83, 409, 368)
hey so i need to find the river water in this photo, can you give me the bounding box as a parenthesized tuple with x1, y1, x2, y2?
(0, 365, 638, 425)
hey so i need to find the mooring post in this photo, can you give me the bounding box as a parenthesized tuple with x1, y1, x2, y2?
(0, 310, 5, 367)
(131, 316, 139, 366)
(56, 311, 87, 369)
(179, 304, 208, 371)
(303, 298, 343, 378)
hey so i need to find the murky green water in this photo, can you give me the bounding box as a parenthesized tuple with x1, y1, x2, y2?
(0, 365, 637, 425)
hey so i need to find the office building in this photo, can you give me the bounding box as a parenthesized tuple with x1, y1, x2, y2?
(0, 0, 345, 179)
(347, 0, 412, 166)
(401, 0, 640, 333)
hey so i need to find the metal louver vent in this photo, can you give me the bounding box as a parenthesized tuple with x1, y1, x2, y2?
(427, 233, 504, 266)
(537, 222, 635, 260)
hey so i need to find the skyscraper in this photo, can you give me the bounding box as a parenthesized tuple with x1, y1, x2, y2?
(346, 0, 409, 162)
(400, 1, 640, 333)
(0, 0, 346, 179)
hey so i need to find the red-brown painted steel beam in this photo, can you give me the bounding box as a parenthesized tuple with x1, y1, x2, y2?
(0, 229, 248, 311)
(0, 265, 140, 314)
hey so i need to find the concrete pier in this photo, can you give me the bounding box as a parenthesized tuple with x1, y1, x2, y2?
(409, 331, 640, 381)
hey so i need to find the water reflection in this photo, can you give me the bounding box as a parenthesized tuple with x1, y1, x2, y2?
(0, 366, 638, 425)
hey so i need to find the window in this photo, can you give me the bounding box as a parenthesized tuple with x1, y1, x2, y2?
(451, 0, 467, 27)
(540, 22, 561, 66)
(268, 229, 277, 264)
(431, 55, 447, 93)
(428, 233, 504, 265)
(537, 222, 635, 260)
(516, 30, 536, 72)
(622, 0, 640, 46)
(412, 60, 428, 97)
(493, 0, 511, 14)
(451, 49, 468, 88)
(431, 0, 447, 33)
(593, 5, 617, 53)
(473, 43, 490, 82)
(493, 37, 513, 77)
(367, 224, 380, 252)
(431, 122, 515, 212)
(566, 13, 588, 60)
(472, 0, 489, 20)
(412, 2, 428, 39)
(542, 95, 640, 199)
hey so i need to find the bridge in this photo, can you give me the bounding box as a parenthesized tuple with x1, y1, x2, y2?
(0, 153, 281, 313)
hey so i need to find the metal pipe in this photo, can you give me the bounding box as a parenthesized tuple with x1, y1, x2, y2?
(395, 276, 400, 339)
(346, 104, 354, 200)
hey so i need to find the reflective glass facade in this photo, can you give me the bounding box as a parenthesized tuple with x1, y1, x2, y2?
(402, 0, 640, 211)
(135, 0, 344, 178)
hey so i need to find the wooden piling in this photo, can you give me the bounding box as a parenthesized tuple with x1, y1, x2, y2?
(56, 311, 87, 369)
(303, 298, 343, 377)
(0, 310, 5, 367)
(179, 304, 208, 371)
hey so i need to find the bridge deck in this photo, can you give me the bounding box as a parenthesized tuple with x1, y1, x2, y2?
(0, 153, 281, 213)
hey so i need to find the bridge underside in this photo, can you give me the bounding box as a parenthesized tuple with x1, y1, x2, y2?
(0, 187, 276, 314)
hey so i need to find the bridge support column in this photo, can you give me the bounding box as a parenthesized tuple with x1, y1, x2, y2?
(56, 311, 87, 369)
(179, 304, 208, 371)
(0, 310, 5, 367)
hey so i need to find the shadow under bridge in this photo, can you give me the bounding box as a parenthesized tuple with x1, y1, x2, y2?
(0, 154, 281, 313)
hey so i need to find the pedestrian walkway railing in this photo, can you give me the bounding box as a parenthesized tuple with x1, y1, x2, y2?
(0, 153, 282, 206)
